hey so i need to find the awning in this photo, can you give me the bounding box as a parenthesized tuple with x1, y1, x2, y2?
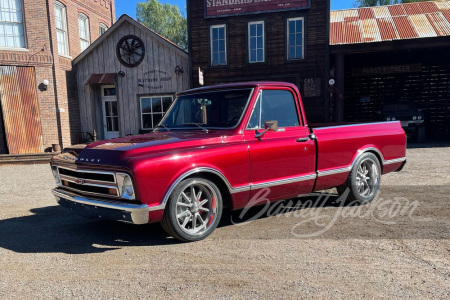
(85, 73, 117, 85)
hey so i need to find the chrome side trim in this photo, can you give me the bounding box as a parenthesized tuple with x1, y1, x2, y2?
(52, 189, 150, 224)
(317, 147, 406, 177)
(384, 157, 406, 165)
(317, 166, 351, 177)
(312, 121, 399, 131)
(159, 168, 318, 209)
(251, 173, 317, 189)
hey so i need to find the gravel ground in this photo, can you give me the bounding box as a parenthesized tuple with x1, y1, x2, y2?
(0, 146, 449, 299)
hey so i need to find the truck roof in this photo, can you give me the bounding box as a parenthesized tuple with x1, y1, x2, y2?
(178, 81, 298, 96)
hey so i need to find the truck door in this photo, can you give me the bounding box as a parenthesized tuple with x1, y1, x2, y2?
(244, 88, 316, 202)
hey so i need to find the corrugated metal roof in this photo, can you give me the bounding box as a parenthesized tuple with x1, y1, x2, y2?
(330, 1, 450, 45)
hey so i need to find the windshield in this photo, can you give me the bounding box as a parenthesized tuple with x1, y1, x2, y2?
(157, 88, 252, 129)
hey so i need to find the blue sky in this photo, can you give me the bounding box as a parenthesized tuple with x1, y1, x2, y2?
(115, 0, 357, 20)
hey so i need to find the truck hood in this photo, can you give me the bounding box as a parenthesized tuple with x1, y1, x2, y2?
(53, 130, 241, 167)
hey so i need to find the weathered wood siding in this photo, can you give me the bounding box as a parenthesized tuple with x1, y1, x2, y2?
(189, 0, 330, 122)
(76, 19, 190, 138)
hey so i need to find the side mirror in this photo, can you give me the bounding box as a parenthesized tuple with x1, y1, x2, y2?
(255, 120, 278, 140)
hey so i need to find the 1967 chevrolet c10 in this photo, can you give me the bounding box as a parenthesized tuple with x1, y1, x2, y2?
(50, 82, 406, 241)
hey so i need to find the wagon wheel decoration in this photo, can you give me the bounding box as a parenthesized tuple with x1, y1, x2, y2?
(175, 65, 184, 76)
(116, 35, 145, 67)
(76, 132, 94, 144)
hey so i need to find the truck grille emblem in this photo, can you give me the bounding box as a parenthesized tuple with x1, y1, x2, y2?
(75, 178, 85, 185)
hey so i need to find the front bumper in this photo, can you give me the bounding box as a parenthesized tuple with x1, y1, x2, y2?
(53, 188, 150, 224)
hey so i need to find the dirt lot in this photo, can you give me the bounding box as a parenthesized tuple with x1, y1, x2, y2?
(0, 145, 449, 299)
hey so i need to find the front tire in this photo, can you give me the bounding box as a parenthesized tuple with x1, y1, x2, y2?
(161, 178, 223, 242)
(337, 152, 381, 204)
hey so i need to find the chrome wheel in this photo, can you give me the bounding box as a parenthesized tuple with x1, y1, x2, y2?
(356, 158, 379, 198)
(175, 181, 218, 236)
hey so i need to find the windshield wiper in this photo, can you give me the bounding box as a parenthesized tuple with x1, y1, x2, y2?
(182, 123, 208, 133)
(154, 124, 171, 132)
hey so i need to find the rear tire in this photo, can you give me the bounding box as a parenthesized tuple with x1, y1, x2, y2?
(161, 178, 223, 242)
(337, 152, 381, 205)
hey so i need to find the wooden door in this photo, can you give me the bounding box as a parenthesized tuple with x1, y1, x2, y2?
(0, 66, 44, 154)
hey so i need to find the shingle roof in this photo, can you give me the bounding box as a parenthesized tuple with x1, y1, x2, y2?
(330, 1, 450, 45)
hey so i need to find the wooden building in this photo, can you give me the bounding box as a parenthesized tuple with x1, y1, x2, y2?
(73, 15, 189, 140)
(188, 0, 331, 122)
(330, 1, 450, 140)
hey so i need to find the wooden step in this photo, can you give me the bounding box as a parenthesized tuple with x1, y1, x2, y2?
(0, 152, 59, 165)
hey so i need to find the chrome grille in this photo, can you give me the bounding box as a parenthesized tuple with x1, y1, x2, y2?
(56, 167, 119, 198)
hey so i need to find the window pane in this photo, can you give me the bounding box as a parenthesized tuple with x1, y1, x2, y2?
(113, 117, 119, 132)
(142, 114, 152, 129)
(261, 90, 299, 127)
(289, 21, 295, 34)
(162, 97, 172, 111)
(250, 24, 256, 37)
(151, 98, 162, 113)
(141, 98, 151, 113)
(247, 94, 261, 129)
(257, 49, 263, 62)
(296, 20, 302, 33)
(153, 113, 163, 127)
(250, 49, 256, 63)
(218, 27, 224, 39)
(106, 117, 112, 131)
(256, 24, 262, 36)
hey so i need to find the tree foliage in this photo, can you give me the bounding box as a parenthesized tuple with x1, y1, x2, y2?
(136, 0, 187, 51)
(355, 0, 431, 7)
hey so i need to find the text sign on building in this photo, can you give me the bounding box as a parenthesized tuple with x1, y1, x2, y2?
(205, 0, 310, 18)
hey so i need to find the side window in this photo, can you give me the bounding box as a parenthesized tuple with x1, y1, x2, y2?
(247, 90, 299, 129)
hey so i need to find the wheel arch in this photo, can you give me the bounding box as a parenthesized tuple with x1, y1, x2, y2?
(161, 167, 235, 211)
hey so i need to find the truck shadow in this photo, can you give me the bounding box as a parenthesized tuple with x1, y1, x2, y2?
(221, 192, 343, 227)
(0, 192, 343, 254)
(0, 206, 177, 254)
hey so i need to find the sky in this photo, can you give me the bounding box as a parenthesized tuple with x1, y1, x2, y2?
(115, 0, 357, 20)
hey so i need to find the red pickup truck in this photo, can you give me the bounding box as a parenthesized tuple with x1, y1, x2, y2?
(51, 82, 406, 241)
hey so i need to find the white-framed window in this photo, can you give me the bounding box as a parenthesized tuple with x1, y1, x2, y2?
(210, 24, 226, 66)
(0, 0, 26, 48)
(140, 95, 173, 129)
(54, 1, 69, 56)
(287, 17, 304, 60)
(99, 22, 108, 35)
(248, 21, 264, 63)
(78, 13, 90, 51)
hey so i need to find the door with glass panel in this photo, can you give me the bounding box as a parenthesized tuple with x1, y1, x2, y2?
(101, 86, 119, 139)
(140, 95, 173, 130)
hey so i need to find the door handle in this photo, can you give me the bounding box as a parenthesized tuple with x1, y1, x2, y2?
(296, 133, 316, 142)
(296, 137, 310, 142)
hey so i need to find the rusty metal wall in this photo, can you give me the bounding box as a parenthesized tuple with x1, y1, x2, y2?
(0, 66, 44, 154)
(330, 1, 450, 45)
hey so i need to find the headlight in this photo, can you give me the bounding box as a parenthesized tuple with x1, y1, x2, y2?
(412, 116, 417, 120)
(391, 117, 396, 121)
(386, 117, 391, 121)
(418, 116, 422, 120)
(52, 167, 61, 185)
(123, 176, 134, 197)
(116, 173, 135, 200)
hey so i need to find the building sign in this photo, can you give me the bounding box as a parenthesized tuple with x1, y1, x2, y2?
(303, 78, 321, 98)
(205, 0, 310, 18)
(352, 64, 422, 76)
(138, 70, 173, 90)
